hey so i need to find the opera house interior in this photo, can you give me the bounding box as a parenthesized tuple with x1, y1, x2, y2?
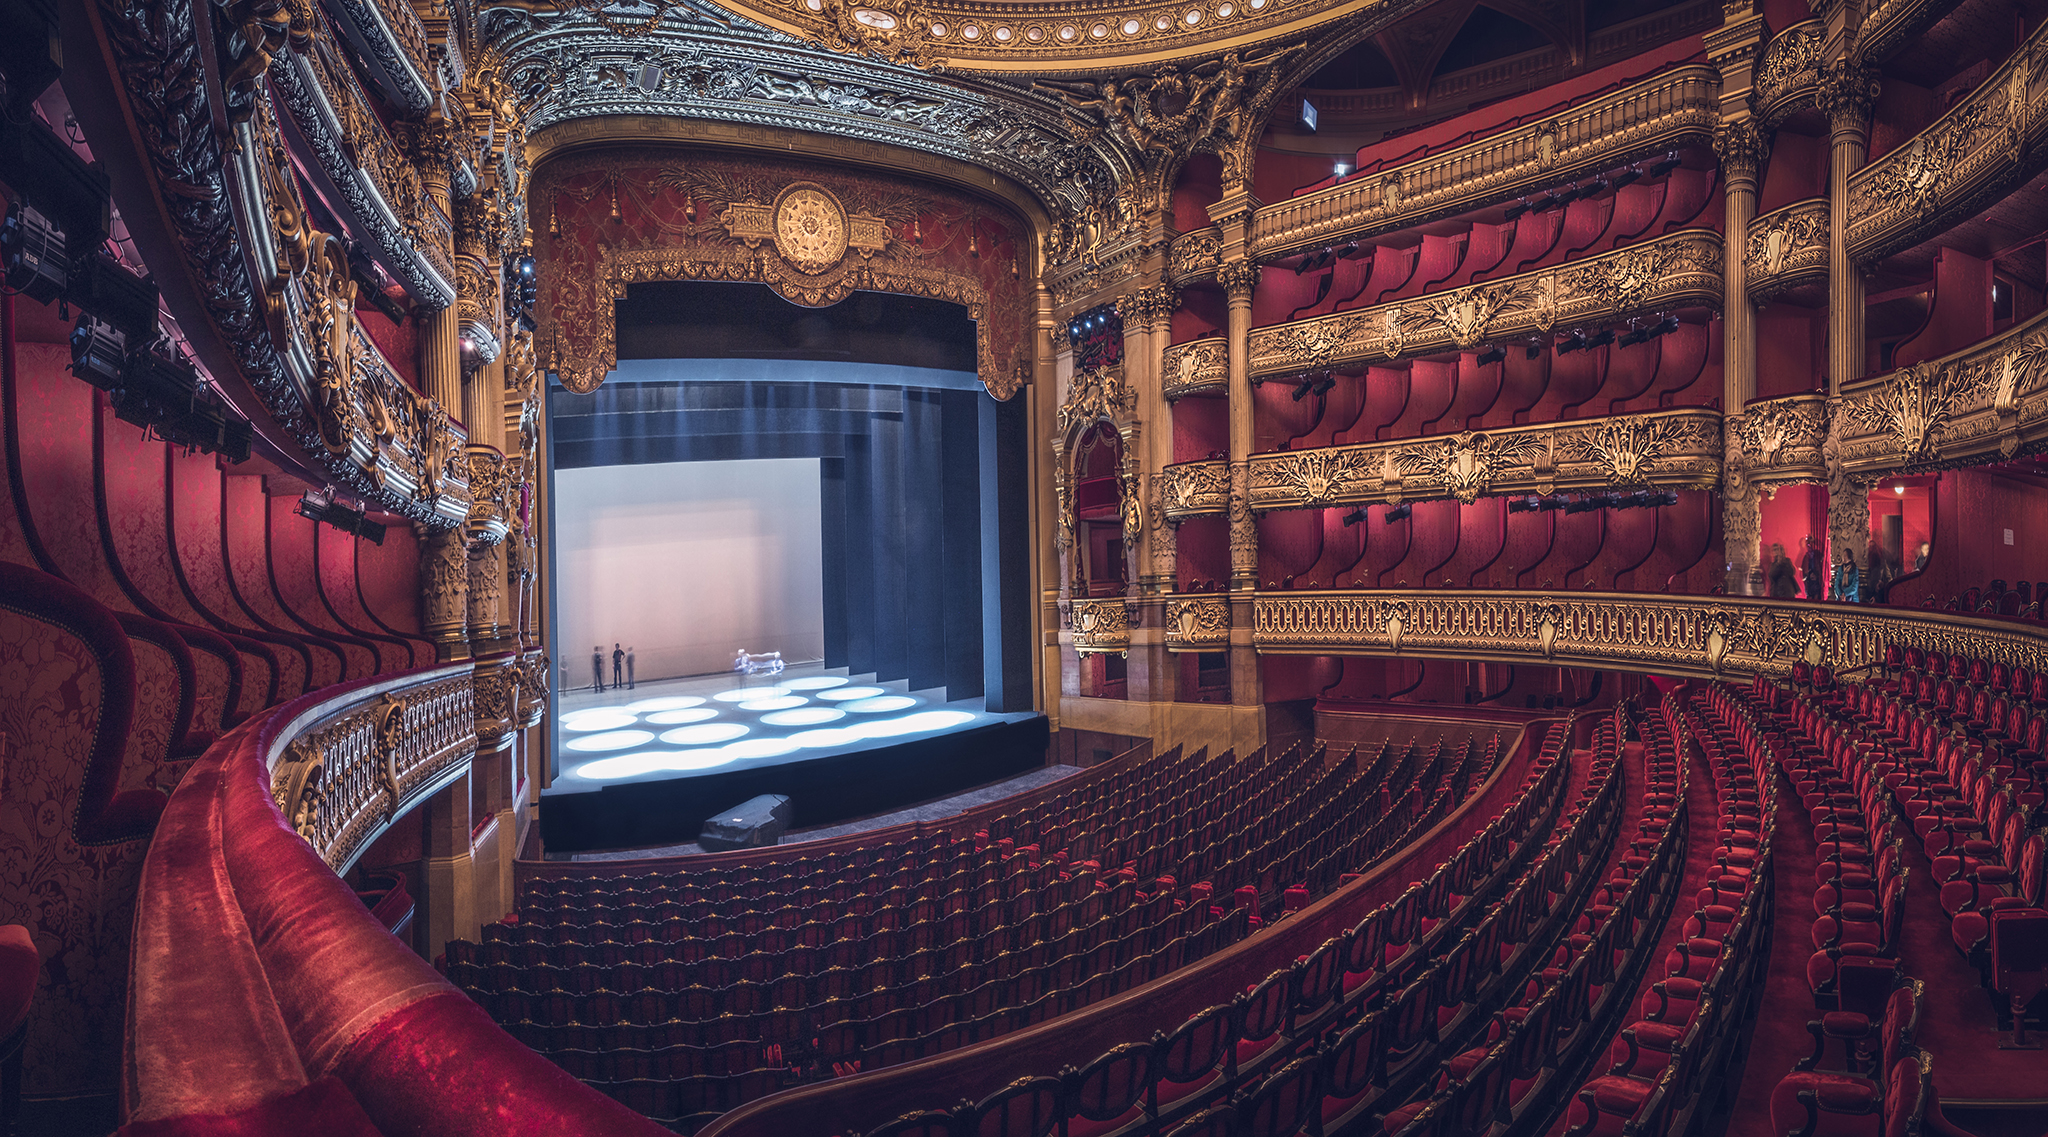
(9, 0, 2048, 1132)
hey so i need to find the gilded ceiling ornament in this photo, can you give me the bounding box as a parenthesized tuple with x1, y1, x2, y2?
(811, 0, 941, 69)
(1393, 431, 1546, 504)
(774, 183, 850, 273)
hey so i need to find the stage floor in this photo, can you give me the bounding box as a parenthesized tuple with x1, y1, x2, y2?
(545, 664, 1036, 796)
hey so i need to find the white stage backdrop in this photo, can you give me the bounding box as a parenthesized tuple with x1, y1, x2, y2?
(556, 458, 824, 682)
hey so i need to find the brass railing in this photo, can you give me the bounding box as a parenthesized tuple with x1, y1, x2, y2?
(1247, 66, 1719, 260)
(1745, 198, 1828, 302)
(1836, 303, 2048, 474)
(1243, 407, 1721, 511)
(1847, 19, 2048, 265)
(268, 664, 478, 873)
(1247, 588, 2048, 679)
(1247, 229, 1721, 378)
(1068, 599, 1132, 655)
(1752, 20, 1825, 127)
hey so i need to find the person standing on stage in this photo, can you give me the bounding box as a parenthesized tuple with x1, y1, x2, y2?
(591, 646, 604, 692)
(612, 643, 625, 691)
(626, 647, 636, 690)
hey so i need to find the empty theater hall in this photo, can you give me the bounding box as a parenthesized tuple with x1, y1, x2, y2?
(8, 0, 2048, 1134)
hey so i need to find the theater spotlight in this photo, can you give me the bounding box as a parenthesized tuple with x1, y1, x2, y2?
(1342, 508, 1367, 526)
(1, 201, 66, 304)
(1526, 342, 1546, 360)
(296, 488, 387, 545)
(1503, 200, 1531, 221)
(1649, 152, 1681, 177)
(1563, 495, 1609, 514)
(1336, 242, 1366, 260)
(1311, 373, 1337, 396)
(110, 347, 253, 463)
(1652, 315, 1680, 337)
(68, 316, 126, 390)
(1652, 491, 1679, 507)
(1556, 331, 1587, 355)
(1585, 328, 1616, 349)
(1618, 324, 1651, 348)
(1507, 496, 1540, 514)
(1476, 345, 1507, 365)
(1290, 375, 1316, 401)
(1384, 503, 1412, 523)
(1612, 166, 1643, 189)
(1580, 177, 1608, 197)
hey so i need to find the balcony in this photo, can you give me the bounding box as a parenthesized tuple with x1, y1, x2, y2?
(1745, 198, 1828, 303)
(1069, 599, 1133, 655)
(1835, 304, 2048, 474)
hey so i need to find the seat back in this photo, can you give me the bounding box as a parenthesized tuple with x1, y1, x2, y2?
(1234, 1057, 1318, 1137)
(1066, 1041, 1152, 1124)
(1155, 1002, 1235, 1084)
(970, 1076, 1062, 1137)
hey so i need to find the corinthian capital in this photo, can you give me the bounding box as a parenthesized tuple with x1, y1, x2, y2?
(1714, 118, 1770, 180)
(1819, 61, 1881, 134)
(395, 115, 464, 184)
(1218, 259, 1259, 300)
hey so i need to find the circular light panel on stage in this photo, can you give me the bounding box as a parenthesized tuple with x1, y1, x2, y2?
(644, 708, 719, 725)
(841, 695, 918, 714)
(738, 695, 807, 712)
(759, 707, 846, 727)
(850, 710, 972, 738)
(816, 686, 887, 701)
(626, 696, 707, 712)
(781, 676, 850, 690)
(565, 729, 656, 752)
(713, 687, 789, 702)
(562, 710, 639, 732)
(660, 723, 750, 745)
(574, 753, 680, 780)
(789, 728, 861, 748)
(723, 738, 801, 759)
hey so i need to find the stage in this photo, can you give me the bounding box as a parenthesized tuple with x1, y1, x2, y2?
(540, 664, 1047, 853)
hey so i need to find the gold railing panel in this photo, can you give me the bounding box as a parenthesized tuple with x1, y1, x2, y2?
(1847, 19, 2048, 265)
(268, 665, 479, 873)
(1168, 228, 1222, 286)
(1745, 198, 1828, 302)
(1159, 459, 1231, 520)
(1250, 589, 2048, 679)
(1161, 338, 1228, 401)
(1752, 21, 1825, 127)
(1164, 596, 1231, 651)
(1243, 407, 1721, 512)
(1727, 393, 1829, 490)
(1069, 599, 1132, 655)
(1246, 230, 1721, 378)
(1247, 66, 1719, 260)
(1836, 304, 2048, 474)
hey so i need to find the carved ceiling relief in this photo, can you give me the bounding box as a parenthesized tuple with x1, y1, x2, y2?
(533, 151, 1032, 398)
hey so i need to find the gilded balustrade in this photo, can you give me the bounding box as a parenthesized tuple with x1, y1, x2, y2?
(1243, 407, 1721, 512)
(322, 0, 436, 113)
(1246, 230, 1722, 378)
(1163, 596, 1231, 651)
(1246, 66, 1719, 260)
(271, 19, 457, 307)
(1069, 599, 1133, 656)
(1859, 0, 1960, 69)
(1158, 459, 1231, 520)
(1835, 304, 2048, 474)
(1167, 228, 1222, 287)
(1161, 338, 1228, 401)
(1726, 393, 1829, 490)
(516, 649, 551, 730)
(268, 665, 479, 873)
(1249, 589, 2048, 681)
(1751, 21, 1825, 127)
(1846, 19, 2048, 266)
(1744, 199, 1828, 302)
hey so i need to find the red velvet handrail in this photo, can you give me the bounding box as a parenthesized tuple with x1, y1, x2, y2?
(122, 666, 669, 1136)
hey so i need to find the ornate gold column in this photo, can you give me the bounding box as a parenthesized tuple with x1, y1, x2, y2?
(1218, 258, 1261, 706)
(402, 115, 471, 661)
(1707, 8, 1769, 591)
(1823, 61, 1878, 396)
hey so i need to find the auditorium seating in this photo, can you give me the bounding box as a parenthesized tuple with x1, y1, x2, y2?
(447, 728, 1509, 1123)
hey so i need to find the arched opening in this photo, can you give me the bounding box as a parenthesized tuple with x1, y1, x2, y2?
(1071, 422, 1129, 598)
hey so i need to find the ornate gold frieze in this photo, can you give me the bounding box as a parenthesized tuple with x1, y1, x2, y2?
(472, 654, 520, 754)
(267, 667, 477, 872)
(1846, 23, 2048, 266)
(1163, 595, 1230, 651)
(1244, 408, 1721, 512)
(1056, 365, 1138, 435)
(1744, 198, 1828, 302)
(1168, 227, 1222, 284)
(1835, 311, 2048, 473)
(1158, 459, 1230, 519)
(1069, 598, 1132, 655)
(1248, 66, 1718, 260)
(1725, 394, 1828, 499)
(1246, 230, 1722, 378)
(1161, 337, 1228, 400)
(516, 649, 550, 730)
(1751, 20, 1825, 127)
(463, 445, 511, 547)
(1251, 589, 2048, 683)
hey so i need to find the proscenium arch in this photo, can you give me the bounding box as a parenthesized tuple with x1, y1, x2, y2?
(527, 130, 1050, 400)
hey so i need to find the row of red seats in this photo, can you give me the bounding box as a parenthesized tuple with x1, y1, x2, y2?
(1562, 684, 1775, 1134)
(816, 715, 1589, 1137)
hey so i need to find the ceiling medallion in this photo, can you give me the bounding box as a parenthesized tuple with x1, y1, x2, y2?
(775, 182, 850, 273)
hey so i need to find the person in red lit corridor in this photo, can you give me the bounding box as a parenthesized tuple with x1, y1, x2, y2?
(1768, 543, 1799, 598)
(1801, 535, 1825, 601)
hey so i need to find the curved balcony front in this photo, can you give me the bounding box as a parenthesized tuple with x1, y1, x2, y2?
(1744, 199, 1828, 303)
(1751, 20, 1825, 128)
(1069, 598, 1133, 655)
(1837, 303, 2048, 475)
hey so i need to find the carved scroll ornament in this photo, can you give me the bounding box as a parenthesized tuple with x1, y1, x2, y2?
(1162, 338, 1228, 400)
(1744, 199, 1828, 301)
(1069, 598, 1131, 655)
(1158, 460, 1231, 519)
(1164, 596, 1230, 651)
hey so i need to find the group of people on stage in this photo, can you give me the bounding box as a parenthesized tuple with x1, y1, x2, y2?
(591, 643, 635, 692)
(1756, 535, 1929, 603)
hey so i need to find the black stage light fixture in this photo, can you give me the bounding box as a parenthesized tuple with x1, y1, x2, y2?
(1612, 166, 1643, 189)
(1476, 345, 1507, 365)
(298, 489, 388, 545)
(1507, 496, 1540, 514)
(1580, 177, 1608, 198)
(1539, 497, 1567, 512)
(1563, 495, 1609, 514)
(350, 244, 409, 324)
(1, 201, 65, 304)
(1556, 331, 1587, 355)
(1531, 194, 1562, 214)
(1649, 152, 1681, 178)
(1336, 242, 1366, 260)
(1585, 328, 1616, 349)
(1384, 503, 1411, 523)
(1311, 373, 1337, 396)
(1618, 324, 1650, 348)
(111, 346, 253, 463)
(1290, 375, 1316, 401)
(1342, 508, 1367, 526)
(1527, 342, 1545, 360)
(0, 0, 61, 120)
(1503, 200, 1530, 221)
(68, 316, 125, 389)
(68, 251, 158, 342)
(1652, 491, 1679, 507)
(1652, 315, 1680, 337)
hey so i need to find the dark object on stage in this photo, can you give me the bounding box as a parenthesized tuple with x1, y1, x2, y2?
(699, 794, 792, 851)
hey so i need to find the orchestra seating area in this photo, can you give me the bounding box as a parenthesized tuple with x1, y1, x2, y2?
(445, 726, 1508, 1125)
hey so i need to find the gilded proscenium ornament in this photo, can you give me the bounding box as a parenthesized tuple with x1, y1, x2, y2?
(1056, 364, 1138, 436)
(1248, 66, 1718, 260)
(1157, 459, 1230, 520)
(1244, 408, 1722, 511)
(1162, 337, 1227, 400)
(265, 666, 477, 872)
(1245, 230, 1722, 377)
(1844, 25, 2048, 266)
(1744, 199, 1828, 302)
(1068, 598, 1132, 656)
(1163, 595, 1230, 651)
(1034, 45, 1300, 187)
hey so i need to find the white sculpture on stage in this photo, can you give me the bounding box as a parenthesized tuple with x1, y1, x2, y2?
(732, 648, 786, 676)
